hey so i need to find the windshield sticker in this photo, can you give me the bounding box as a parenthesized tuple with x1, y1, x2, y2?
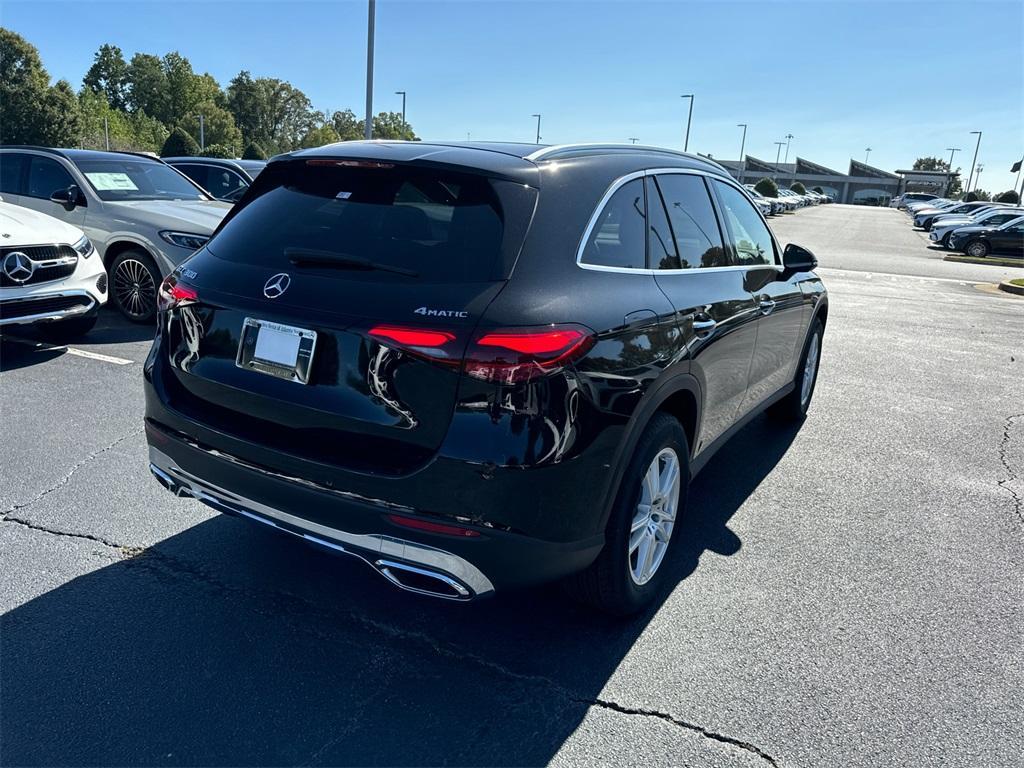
(85, 172, 139, 191)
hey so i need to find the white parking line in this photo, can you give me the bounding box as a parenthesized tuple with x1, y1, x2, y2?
(2, 336, 134, 365)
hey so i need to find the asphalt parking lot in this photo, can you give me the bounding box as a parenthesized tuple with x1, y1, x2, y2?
(2, 204, 1022, 767)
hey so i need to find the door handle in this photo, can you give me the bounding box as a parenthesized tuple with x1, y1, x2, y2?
(758, 297, 776, 315)
(692, 317, 716, 337)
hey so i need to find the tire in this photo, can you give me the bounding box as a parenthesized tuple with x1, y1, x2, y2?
(965, 240, 989, 258)
(38, 314, 97, 341)
(768, 318, 823, 422)
(563, 413, 689, 616)
(110, 249, 161, 323)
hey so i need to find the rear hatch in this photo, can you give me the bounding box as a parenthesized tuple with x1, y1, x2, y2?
(159, 156, 538, 476)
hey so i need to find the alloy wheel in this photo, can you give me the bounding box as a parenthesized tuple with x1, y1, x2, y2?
(113, 258, 157, 319)
(966, 242, 988, 258)
(801, 331, 821, 408)
(628, 447, 681, 585)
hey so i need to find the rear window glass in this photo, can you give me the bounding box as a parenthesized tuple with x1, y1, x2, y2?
(207, 163, 506, 283)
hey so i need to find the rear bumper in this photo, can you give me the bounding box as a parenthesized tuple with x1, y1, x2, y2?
(145, 420, 605, 597)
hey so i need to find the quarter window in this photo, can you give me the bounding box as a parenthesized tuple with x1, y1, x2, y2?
(0, 153, 27, 195)
(580, 178, 646, 270)
(656, 174, 728, 269)
(712, 180, 776, 267)
(26, 157, 74, 200)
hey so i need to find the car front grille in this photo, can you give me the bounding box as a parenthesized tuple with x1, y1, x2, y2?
(0, 245, 78, 287)
(0, 294, 92, 320)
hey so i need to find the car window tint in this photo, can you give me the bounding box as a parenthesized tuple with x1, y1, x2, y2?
(712, 180, 776, 267)
(0, 153, 27, 195)
(657, 174, 728, 269)
(644, 177, 678, 269)
(175, 164, 208, 189)
(205, 168, 248, 199)
(26, 157, 74, 199)
(580, 178, 646, 269)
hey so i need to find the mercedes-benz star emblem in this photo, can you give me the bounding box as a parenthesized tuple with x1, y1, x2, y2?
(263, 272, 291, 299)
(2, 251, 34, 284)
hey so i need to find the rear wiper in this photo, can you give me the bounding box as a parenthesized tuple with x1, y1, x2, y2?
(285, 248, 418, 277)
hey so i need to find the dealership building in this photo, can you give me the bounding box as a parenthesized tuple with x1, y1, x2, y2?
(712, 156, 959, 205)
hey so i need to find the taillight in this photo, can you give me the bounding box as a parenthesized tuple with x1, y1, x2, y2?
(157, 274, 198, 312)
(368, 323, 594, 384)
(465, 325, 594, 384)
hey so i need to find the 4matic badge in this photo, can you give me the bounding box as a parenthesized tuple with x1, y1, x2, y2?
(414, 306, 468, 318)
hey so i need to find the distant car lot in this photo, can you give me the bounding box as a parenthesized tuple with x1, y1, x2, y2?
(2, 203, 1022, 766)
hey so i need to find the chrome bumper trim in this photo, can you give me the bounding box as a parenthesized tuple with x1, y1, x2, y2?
(148, 446, 494, 600)
(0, 290, 96, 327)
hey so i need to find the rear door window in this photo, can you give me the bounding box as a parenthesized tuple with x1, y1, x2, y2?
(207, 163, 511, 282)
(655, 174, 728, 269)
(580, 178, 646, 270)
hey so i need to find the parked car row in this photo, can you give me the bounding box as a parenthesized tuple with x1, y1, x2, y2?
(0, 148, 268, 334)
(893, 193, 1024, 259)
(743, 184, 832, 216)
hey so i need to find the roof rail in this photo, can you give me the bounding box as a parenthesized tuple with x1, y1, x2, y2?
(524, 143, 729, 171)
(0, 145, 164, 163)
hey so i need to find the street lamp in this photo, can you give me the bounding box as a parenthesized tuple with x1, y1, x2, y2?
(945, 148, 961, 196)
(395, 90, 406, 124)
(783, 133, 794, 163)
(966, 131, 982, 192)
(864, 147, 872, 163)
(680, 94, 694, 151)
(531, 114, 542, 144)
(628, 137, 639, 144)
(737, 124, 747, 182)
(774, 141, 786, 177)
(364, 0, 375, 140)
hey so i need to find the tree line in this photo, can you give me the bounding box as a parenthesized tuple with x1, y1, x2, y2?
(0, 28, 417, 160)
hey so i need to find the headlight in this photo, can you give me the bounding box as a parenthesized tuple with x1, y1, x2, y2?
(72, 234, 93, 258)
(159, 231, 210, 251)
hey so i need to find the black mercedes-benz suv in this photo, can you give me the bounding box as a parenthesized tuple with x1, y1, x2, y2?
(144, 141, 827, 615)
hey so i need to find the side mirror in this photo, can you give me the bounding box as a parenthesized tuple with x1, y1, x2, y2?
(783, 243, 817, 272)
(50, 184, 84, 211)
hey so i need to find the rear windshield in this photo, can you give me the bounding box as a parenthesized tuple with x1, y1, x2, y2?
(207, 163, 509, 282)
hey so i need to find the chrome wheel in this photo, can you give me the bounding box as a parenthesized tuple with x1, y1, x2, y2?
(629, 447, 680, 586)
(801, 331, 821, 408)
(113, 257, 157, 319)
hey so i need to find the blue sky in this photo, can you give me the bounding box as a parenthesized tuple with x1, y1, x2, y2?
(5, 0, 1022, 192)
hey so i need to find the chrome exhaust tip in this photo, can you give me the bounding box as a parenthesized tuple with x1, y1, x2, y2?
(375, 559, 473, 600)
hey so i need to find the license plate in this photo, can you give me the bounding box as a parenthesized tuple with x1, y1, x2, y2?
(236, 318, 317, 384)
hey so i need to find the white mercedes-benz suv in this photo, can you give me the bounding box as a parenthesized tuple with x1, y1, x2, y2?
(0, 198, 107, 338)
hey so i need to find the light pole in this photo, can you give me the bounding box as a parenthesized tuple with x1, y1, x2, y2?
(737, 123, 747, 183)
(395, 91, 406, 124)
(783, 133, 794, 163)
(966, 131, 982, 192)
(680, 94, 694, 151)
(531, 114, 542, 144)
(974, 163, 984, 192)
(945, 148, 961, 196)
(199, 113, 205, 151)
(864, 147, 872, 164)
(629, 137, 639, 144)
(774, 141, 785, 178)
(364, 0, 376, 140)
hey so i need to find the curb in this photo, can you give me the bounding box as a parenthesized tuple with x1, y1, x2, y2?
(998, 280, 1024, 296)
(943, 254, 1024, 268)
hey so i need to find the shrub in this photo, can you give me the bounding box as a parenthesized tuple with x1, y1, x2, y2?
(242, 141, 267, 160)
(161, 127, 199, 157)
(812, 186, 823, 194)
(963, 189, 991, 202)
(994, 190, 1020, 204)
(200, 143, 233, 158)
(790, 182, 807, 194)
(754, 177, 778, 198)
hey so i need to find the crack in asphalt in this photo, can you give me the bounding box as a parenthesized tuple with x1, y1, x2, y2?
(3, 425, 778, 766)
(997, 413, 1024, 525)
(577, 697, 780, 766)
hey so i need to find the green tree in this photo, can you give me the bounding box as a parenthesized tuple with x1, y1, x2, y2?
(82, 43, 129, 110)
(912, 156, 948, 171)
(790, 181, 807, 194)
(200, 143, 234, 159)
(126, 52, 168, 119)
(162, 52, 221, 127)
(38, 79, 82, 147)
(161, 126, 200, 157)
(362, 111, 417, 140)
(994, 190, 1020, 204)
(754, 177, 779, 198)
(179, 101, 241, 151)
(330, 108, 362, 141)
(242, 141, 267, 160)
(226, 71, 316, 153)
(0, 28, 51, 143)
(300, 124, 341, 148)
(964, 189, 991, 202)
